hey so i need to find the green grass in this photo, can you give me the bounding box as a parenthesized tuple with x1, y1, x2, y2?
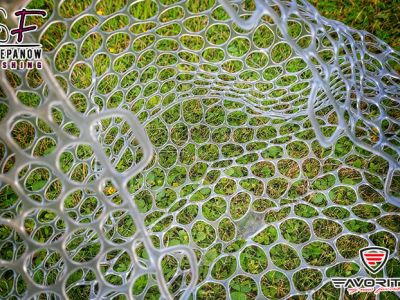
(1, 0, 400, 299)
(310, 0, 400, 51)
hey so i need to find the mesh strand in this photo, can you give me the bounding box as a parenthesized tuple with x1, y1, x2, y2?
(0, 0, 399, 299)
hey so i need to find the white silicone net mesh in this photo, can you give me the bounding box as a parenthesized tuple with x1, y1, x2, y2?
(0, 0, 399, 299)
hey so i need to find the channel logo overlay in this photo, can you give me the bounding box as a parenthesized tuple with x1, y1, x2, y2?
(0, 7, 46, 69)
(332, 247, 400, 295)
(360, 247, 389, 274)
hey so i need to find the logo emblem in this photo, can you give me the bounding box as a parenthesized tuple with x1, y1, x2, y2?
(0, 7, 46, 70)
(360, 246, 389, 274)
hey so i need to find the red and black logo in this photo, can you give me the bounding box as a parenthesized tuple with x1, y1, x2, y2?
(360, 246, 389, 274)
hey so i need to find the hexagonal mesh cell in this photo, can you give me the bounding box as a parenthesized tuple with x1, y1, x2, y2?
(0, 0, 399, 299)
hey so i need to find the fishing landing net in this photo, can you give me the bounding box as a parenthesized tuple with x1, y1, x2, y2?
(0, 0, 399, 299)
